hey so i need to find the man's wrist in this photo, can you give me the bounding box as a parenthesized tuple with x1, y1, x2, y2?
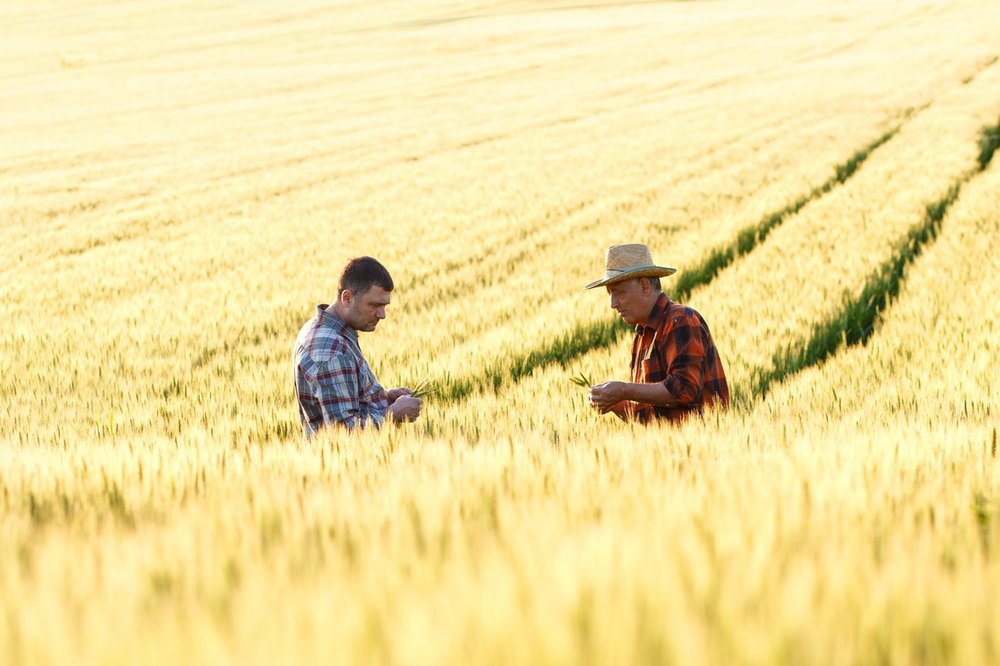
(620, 382, 639, 403)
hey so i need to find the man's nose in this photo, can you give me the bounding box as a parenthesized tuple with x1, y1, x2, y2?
(610, 296, 619, 309)
(376, 308, 386, 319)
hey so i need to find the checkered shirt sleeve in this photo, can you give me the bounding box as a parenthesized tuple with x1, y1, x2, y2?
(295, 309, 389, 435)
(308, 348, 386, 431)
(629, 295, 729, 423)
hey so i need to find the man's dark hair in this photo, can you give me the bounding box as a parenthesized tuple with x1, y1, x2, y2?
(339, 256, 394, 296)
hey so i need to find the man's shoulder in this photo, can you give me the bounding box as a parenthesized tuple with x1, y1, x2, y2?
(662, 300, 704, 328)
(296, 317, 354, 365)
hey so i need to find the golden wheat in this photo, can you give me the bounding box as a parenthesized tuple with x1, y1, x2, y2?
(2, 1, 1000, 664)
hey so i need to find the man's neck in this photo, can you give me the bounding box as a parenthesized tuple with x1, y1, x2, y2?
(637, 292, 665, 328)
(325, 303, 356, 332)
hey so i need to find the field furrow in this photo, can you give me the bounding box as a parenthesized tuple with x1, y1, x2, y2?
(760, 143, 1000, 430)
(689, 63, 1000, 394)
(748, 116, 1000, 403)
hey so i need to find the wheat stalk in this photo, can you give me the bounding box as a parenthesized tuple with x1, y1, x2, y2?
(409, 379, 440, 399)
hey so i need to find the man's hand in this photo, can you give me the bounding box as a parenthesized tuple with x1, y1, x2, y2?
(388, 395, 422, 422)
(589, 381, 627, 413)
(386, 387, 413, 404)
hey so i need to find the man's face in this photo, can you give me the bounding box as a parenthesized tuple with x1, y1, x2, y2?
(343, 285, 391, 332)
(607, 278, 652, 326)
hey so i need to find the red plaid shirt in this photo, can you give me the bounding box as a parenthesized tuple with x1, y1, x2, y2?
(627, 293, 729, 423)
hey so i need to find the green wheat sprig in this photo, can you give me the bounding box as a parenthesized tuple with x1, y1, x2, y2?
(409, 379, 440, 399)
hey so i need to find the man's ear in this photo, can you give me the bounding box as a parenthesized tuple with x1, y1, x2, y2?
(339, 289, 353, 307)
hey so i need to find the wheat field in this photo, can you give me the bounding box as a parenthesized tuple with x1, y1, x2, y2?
(2, 1, 1000, 664)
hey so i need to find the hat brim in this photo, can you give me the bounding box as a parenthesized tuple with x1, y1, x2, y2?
(584, 265, 676, 290)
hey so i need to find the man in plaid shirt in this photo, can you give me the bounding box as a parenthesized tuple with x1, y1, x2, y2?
(294, 257, 422, 436)
(585, 244, 729, 423)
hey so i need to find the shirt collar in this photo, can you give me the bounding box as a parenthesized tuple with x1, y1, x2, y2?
(316, 304, 358, 343)
(636, 292, 672, 333)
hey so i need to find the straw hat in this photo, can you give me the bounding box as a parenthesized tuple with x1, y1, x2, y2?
(584, 244, 676, 289)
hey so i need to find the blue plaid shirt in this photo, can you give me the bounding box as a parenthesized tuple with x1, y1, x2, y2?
(294, 305, 389, 436)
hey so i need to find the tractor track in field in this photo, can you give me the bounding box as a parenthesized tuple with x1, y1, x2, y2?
(742, 115, 1000, 406)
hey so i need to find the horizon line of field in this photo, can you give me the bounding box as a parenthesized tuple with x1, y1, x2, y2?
(422, 112, 1000, 409)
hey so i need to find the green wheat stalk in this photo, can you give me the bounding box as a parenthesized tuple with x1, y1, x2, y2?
(409, 379, 440, 399)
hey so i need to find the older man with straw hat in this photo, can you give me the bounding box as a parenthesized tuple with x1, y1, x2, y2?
(584, 243, 729, 423)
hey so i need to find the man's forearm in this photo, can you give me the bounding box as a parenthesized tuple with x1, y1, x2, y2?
(622, 381, 679, 408)
(589, 380, 681, 415)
